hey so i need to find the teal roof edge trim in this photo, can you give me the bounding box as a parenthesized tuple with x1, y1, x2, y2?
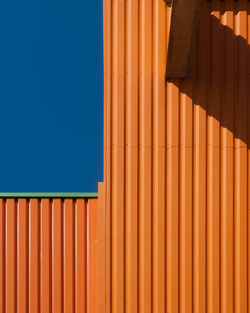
(0, 193, 98, 198)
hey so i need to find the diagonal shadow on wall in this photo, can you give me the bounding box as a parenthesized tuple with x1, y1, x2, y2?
(168, 0, 250, 147)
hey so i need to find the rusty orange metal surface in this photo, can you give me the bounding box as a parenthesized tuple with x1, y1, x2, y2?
(0, 197, 98, 313)
(102, 0, 250, 312)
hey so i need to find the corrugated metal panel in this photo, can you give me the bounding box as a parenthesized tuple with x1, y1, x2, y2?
(0, 197, 98, 313)
(102, 0, 250, 312)
(97, 182, 106, 313)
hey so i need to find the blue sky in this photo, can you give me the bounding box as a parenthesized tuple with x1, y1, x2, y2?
(0, 0, 103, 192)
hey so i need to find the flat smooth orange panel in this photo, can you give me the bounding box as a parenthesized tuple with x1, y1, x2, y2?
(64, 199, 75, 313)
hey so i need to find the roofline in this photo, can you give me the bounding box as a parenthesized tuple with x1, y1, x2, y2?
(0, 193, 98, 198)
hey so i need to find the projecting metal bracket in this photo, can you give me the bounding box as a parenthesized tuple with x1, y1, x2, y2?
(164, 0, 173, 6)
(165, 0, 201, 79)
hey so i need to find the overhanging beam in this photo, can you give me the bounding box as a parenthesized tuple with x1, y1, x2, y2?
(166, 0, 201, 79)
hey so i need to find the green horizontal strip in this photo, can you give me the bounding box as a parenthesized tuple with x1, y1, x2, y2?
(0, 193, 98, 198)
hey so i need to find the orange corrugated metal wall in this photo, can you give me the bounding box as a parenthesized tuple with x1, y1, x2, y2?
(102, 0, 250, 312)
(0, 197, 98, 313)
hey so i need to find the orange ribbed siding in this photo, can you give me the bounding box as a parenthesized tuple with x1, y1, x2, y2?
(0, 197, 98, 313)
(102, 0, 250, 312)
